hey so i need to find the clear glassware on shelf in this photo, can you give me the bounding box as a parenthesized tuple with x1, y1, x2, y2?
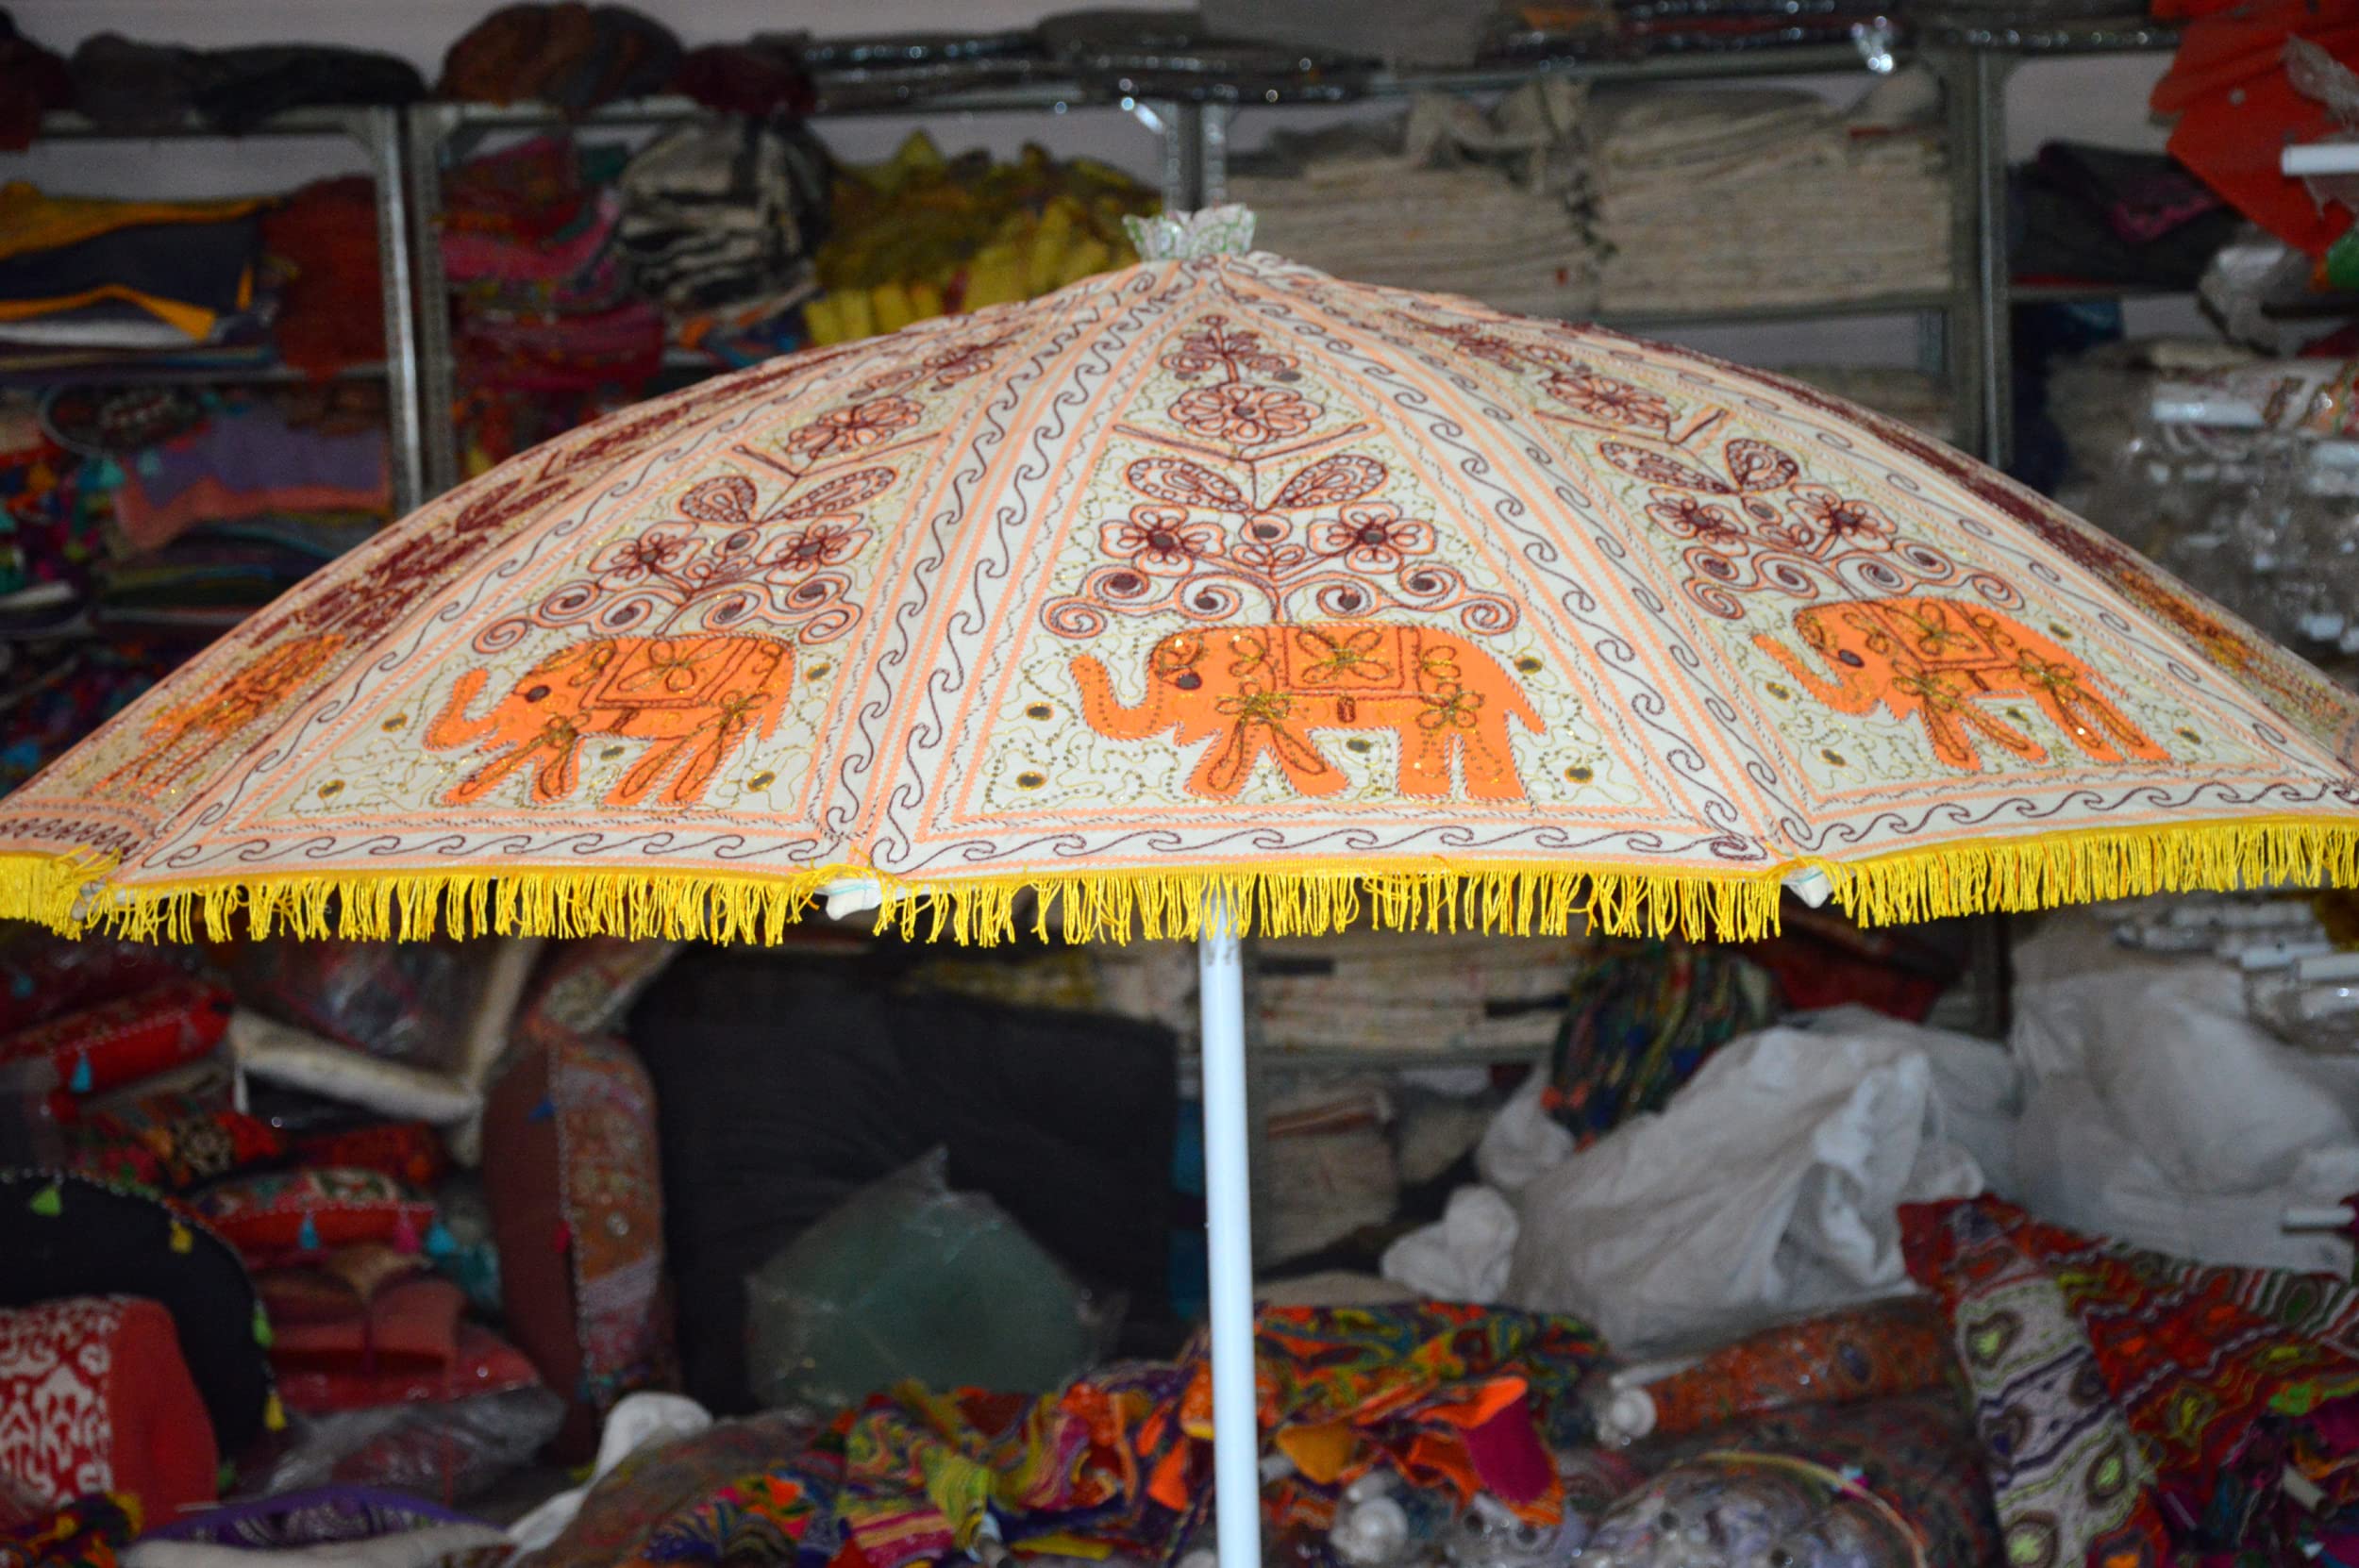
(2246, 949, 2359, 1053)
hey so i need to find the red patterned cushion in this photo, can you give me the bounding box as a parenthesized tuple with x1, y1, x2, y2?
(268, 1276, 465, 1375)
(0, 931, 191, 1039)
(0, 982, 232, 1099)
(0, 1296, 217, 1521)
(193, 1169, 434, 1261)
(274, 1323, 542, 1415)
(291, 1122, 448, 1189)
(65, 1103, 283, 1193)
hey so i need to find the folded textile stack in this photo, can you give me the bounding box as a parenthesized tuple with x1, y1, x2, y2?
(0, 178, 393, 385)
(64, 34, 422, 136)
(0, 384, 390, 633)
(616, 119, 830, 363)
(1255, 932, 1593, 1058)
(442, 136, 662, 476)
(0, 186, 270, 381)
(1592, 79, 1950, 314)
(2013, 141, 2238, 291)
(1229, 80, 1598, 317)
(801, 133, 1159, 344)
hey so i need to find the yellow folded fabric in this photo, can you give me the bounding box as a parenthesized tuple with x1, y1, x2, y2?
(0, 182, 269, 264)
(0, 280, 242, 344)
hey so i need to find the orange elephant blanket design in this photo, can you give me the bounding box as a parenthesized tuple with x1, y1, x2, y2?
(427, 634, 795, 808)
(100, 632, 347, 793)
(1754, 596, 2167, 772)
(1071, 622, 1543, 800)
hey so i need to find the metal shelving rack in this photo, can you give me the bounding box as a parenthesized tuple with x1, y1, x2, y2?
(1926, 18, 2183, 464)
(20, 107, 427, 515)
(376, 26, 2192, 493)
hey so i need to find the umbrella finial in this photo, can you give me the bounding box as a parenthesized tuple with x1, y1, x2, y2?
(1125, 205, 1256, 260)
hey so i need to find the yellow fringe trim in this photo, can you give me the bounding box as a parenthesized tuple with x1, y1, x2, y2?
(3, 814, 2356, 947)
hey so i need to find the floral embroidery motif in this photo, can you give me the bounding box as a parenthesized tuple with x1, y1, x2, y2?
(1044, 313, 1514, 638)
(1545, 371, 1674, 432)
(1754, 596, 2167, 772)
(1071, 622, 1543, 800)
(783, 397, 921, 459)
(1171, 383, 1320, 446)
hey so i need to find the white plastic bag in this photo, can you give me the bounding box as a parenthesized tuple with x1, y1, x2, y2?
(1380, 1185, 1519, 1303)
(2014, 1074, 2359, 1274)
(1505, 1023, 1983, 1356)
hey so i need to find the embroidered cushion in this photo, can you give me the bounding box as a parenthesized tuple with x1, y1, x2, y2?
(0, 981, 232, 1099)
(0, 930, 192, 1040)
(64, 1101, 284, 1193)
(482, 1031, 673, 1461)
(291, 1123, 448, 1189)
(0, 1296, 217, 1522)
(517, 939, 682, 1042)
(194, 1168, 435, 1260)
(272, 1323, 540, 1416)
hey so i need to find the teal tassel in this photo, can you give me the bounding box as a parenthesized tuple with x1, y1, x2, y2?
(424, 1221, 457, 1258)
(68, 1052, 91, 1093)
(296, 1212, 320, 1251)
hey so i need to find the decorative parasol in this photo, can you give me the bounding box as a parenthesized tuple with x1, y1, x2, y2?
(6, 209, 2359, 1567)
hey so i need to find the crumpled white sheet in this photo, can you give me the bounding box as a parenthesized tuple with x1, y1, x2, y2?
(1385, 1008, 1999, 1356)
(508, 1392, 712, 1554)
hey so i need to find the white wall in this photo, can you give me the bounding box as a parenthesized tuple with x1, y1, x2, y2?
(5, 2, 2188, 365)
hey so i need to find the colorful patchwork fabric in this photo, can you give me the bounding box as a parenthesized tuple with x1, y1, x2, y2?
(0, 1494, 140, 1568)
(1542, 938, 1779, 1146)
(625, 1303, 1601, 1568)
(1901, 1196, 2359, 1567)
(1181, 1302, 1609, 1521)
(532, 1411, 819, 1568)
(3, 240, 2358, 946)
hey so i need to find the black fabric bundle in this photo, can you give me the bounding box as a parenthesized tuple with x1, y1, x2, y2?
(631, 949, 1180, 1413)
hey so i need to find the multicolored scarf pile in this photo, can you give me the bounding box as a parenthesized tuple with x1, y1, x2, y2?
(0, 1496, 139, 1568)
(1543, 939, 1779, 1148)
(1901, 1196, 2359, 1568)
(623, 1304, 1607, 1568)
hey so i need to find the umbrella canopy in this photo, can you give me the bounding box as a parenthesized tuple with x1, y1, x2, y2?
(3, 209, 2357, 945)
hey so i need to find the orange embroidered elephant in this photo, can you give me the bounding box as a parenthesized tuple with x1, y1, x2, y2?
(1753, 595, 2168, 772)
(99, 632, 347, 793)
(1070, 622, 1543, 799)
(426, 634, 795, 808)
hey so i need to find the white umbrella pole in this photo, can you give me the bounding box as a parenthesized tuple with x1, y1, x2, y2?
(1197, 905, 1262, 1568)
